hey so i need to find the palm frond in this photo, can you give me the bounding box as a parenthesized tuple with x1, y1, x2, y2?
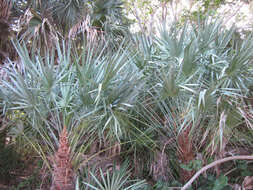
(83, 162, 147, 190)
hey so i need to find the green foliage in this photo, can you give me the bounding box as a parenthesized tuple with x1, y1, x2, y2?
(197, 175, 230, 190)
(1, 38, 147, 173)
(91, 0, 127, 28)
(181, 0, 226, 22)
(226, 160, 253, 185)
(180, 160, 203, 172)
(1, 5, 253, 188)
(236, 160, 253, 177)
(143, 180, 183, 190)
(137, 18, 253, 157)
(131, 17, 253, 186)
(81, 162, 147, 190)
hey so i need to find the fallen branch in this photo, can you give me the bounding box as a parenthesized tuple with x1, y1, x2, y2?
(182, 155, 253, 190)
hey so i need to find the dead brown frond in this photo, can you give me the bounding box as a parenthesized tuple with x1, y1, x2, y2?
(0, 0, 12, 21)
(68, 15, 105, 42)
(0, 0, 15, 64)
(17, 8, 59, 51)
(0, 0, 11, 37)
(51, 126, 75, 190)
(150, 150, 171, 181)
(149, 137, 174, 182)
(238, 106, 253, 130)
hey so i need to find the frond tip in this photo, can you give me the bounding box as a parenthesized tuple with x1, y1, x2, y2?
(51, 126, 75, 190)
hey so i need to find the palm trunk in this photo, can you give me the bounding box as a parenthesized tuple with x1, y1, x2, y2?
(177, 124, 195, 183)
(51, 126, 75, 190)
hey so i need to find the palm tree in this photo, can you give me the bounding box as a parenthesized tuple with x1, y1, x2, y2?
(0, 37, 147, 187)
(82, 161, 146, 190)
(13, 0, 129, 50)
(134, 18, 253, 184)
(1, 1, 253, 187)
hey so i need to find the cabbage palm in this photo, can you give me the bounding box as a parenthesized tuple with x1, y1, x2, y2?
(91, 0, 130, 41)
(91, 0, 126, 28)
(14, 0, 129, 49)
(15, 0, 88, 35)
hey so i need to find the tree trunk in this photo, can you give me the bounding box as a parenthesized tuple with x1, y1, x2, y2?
(0, 117, 6, 150)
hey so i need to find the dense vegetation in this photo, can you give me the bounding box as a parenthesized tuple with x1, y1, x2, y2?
(0, 0, 253, 189)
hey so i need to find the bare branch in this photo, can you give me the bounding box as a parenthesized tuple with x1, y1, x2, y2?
(182, 155, 253, 190)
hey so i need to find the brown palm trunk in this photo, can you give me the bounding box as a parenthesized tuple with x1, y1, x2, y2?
(51, 126, 75, 190)
(177, 124, 195, 183)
